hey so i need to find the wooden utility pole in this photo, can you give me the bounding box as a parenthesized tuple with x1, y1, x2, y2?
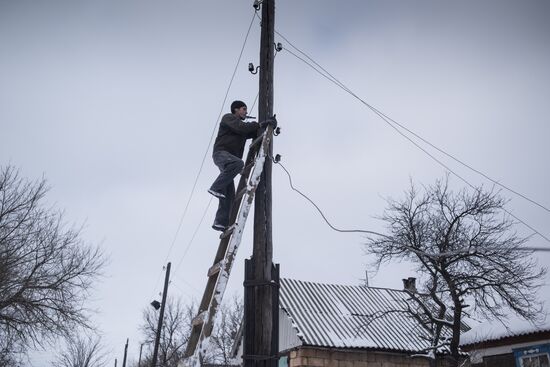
(152, 262, 171, 367)
(245, 0, 279, 367)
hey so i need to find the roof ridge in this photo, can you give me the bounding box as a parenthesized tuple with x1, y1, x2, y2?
(280, 277, 408, 293)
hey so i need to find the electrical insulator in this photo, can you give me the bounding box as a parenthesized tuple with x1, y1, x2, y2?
(248, 62, 260, 75)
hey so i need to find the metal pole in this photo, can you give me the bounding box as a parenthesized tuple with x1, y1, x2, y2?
(151, 262, 171, 367)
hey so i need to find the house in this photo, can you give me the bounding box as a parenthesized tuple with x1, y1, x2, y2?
(460, 318, 550, 367)
(234, 277, 464, 367)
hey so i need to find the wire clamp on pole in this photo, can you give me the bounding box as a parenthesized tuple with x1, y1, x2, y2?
(242, 354, 278, 361)
(243, 280, 280, 288)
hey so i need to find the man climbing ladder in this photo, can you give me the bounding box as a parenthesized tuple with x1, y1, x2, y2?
(184, 109, 278, 366)
(208, 100, 276, 231)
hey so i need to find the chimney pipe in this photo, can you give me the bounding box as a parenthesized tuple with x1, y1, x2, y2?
(402, 277, 417, 293)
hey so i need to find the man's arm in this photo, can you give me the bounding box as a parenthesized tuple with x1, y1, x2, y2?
(222, 114, 259, 136)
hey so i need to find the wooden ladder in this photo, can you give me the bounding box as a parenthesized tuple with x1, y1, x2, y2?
(183, 125, 274, 367)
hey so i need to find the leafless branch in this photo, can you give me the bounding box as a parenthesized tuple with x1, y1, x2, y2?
(0, 165, 107, 362)
(365, 176, 546, 367)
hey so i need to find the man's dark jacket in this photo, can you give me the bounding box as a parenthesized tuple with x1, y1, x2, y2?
(213, 113, 260, 159)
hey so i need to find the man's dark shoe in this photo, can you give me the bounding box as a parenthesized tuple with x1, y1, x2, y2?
(208, 188, 225, 199)
(212, 223, 226, 232)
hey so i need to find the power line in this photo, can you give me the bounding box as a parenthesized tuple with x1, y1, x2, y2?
(369, 106, 550, 214)
(274, 159, 550, 254)
(168, 88, 262, 281)
(276, 30, 550, 215)
(148, 269, 164, 304)
(150, 10, 258, 299)
(277, 33, 550, 243)
(167, 92, 260, 309)
(366, 104, 550, 243)
(172, 275, 202, 296)
(163, 10, 257, 264)
(170, 40, 266, 286)
(169, 13, 265, 287)
(169, 279, 197, 301)
(173, 197, 213, 277)
(433, 246, 550, 256)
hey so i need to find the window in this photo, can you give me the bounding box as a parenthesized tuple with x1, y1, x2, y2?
(278, 355, 289, 367)
(520, 353, 550, 367)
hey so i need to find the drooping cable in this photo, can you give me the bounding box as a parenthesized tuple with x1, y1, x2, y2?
(275, 160, 386, 237)
(274, 159, 550, 254)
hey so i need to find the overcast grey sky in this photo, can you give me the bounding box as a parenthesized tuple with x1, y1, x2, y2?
(2, 0, 549, 365)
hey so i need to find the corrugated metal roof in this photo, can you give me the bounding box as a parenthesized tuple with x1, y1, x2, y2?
(280, 278, 444, 352)
(461, 318, 550, 346)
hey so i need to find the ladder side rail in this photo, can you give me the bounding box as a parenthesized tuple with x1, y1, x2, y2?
(189, 127, 273, 367)
(193, 137, 263, 319)
(212, 142, 260, 263)
(183, 128, 272, 361)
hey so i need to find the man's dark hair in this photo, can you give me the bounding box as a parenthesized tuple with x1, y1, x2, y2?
(230, 100, 247, 113)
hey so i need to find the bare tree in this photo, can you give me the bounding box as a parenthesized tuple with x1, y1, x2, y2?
(137, 294, 243, 367)
(209, 295, 244, 366)
(0, 330, 24, 367)
(140, 297, 196, 367)
(53, 332, 109, 367)
(365, 177, 546, 367)
(0, 165, 106, 361)
(358, 288, 456, 367)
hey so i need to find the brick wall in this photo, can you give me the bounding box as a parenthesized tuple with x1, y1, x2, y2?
(288, 347, 430, 367)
